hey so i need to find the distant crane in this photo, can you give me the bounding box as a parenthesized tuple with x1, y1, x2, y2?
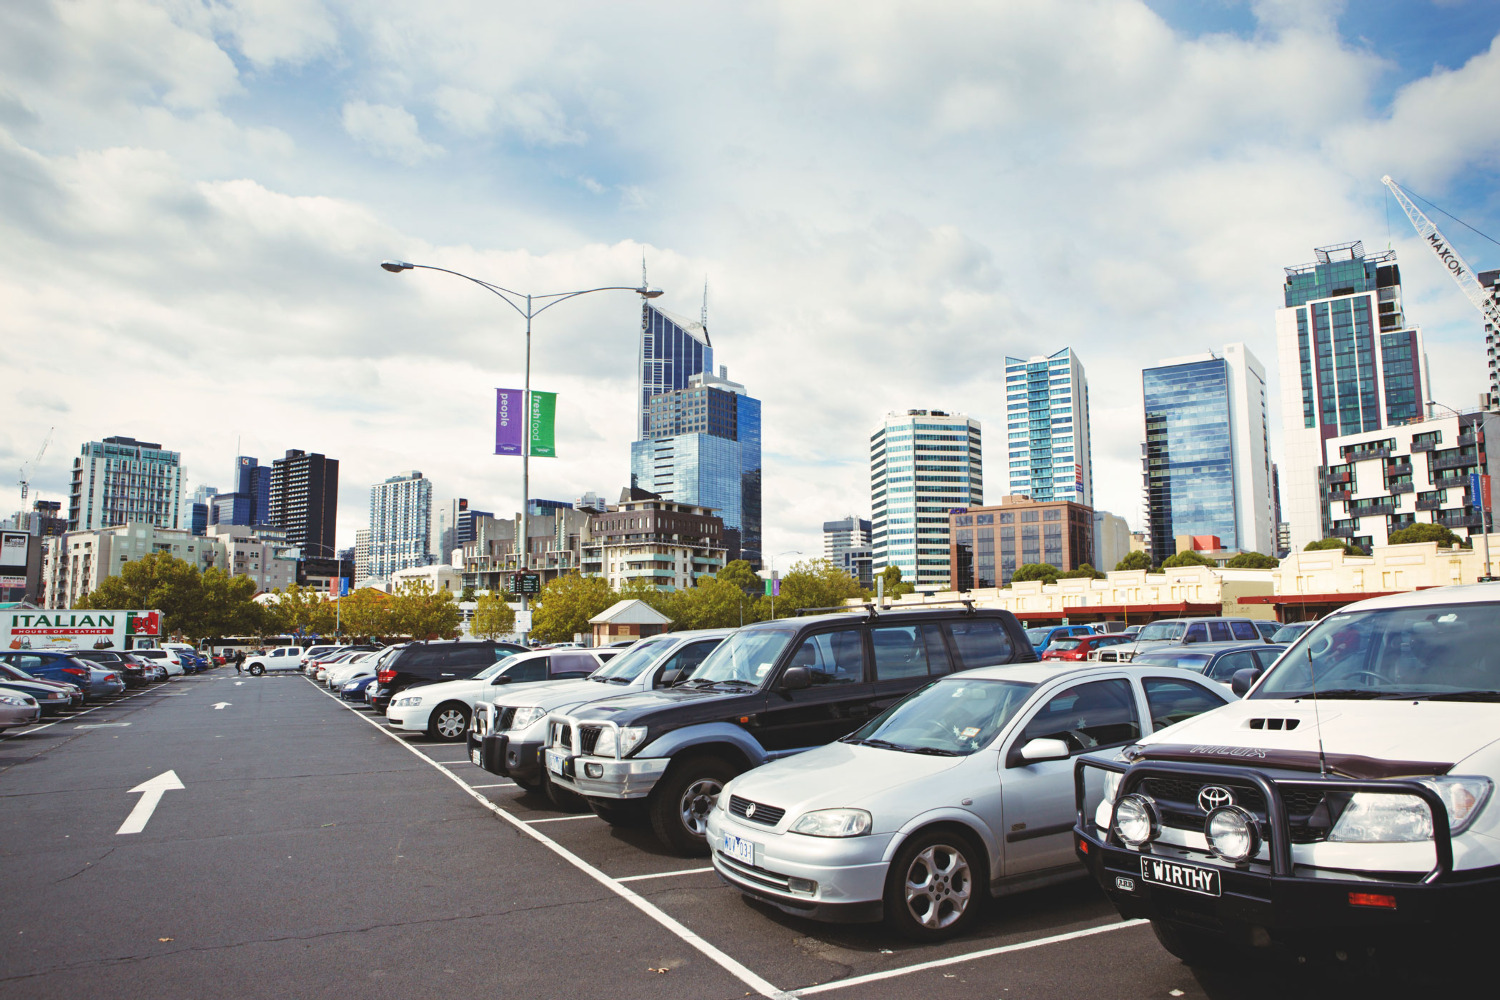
(18, 426, 54, 502)
(1381, 175, 1500, 409)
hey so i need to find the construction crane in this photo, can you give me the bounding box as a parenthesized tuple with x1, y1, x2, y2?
(18, 426, 54, 502)
(1381, 175, 1500, 408)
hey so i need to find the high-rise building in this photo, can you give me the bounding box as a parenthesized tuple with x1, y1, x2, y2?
(1142, 344, 1273, 559)
(1003, 349, 1093, 504)
(268, 449, 339, 556)
(184, 484, 218, 537)
(581, 493, 727, 591)
(631, 369, 762, 568)
(433, 498, 494, 567)
(1276, 241, 1428, 551)
(68, 436, 183, 532)
(1092, 510, 1132, 572)
(368, 471, 431, 580)
(823, 516, 873, 589)
(354, 528, 371, 585)
(637, 301, 714, 439)
(871, 410, 983, 591)
(1482, 270, 1499, 411)
(951, 495, 1094, 589)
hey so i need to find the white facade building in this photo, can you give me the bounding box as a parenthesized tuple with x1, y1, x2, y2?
(870, 410, 983, 592)
(1092, 510, 1133, 571)
(204, 524, 298, 595)
(43, 523, 226, 609)
(68, 437, 183, 533)
(390, 563, 464, 595)
(354, 528, 372, 586)
(368, 471, 432, 581)
(1003, 349, 1092, 505)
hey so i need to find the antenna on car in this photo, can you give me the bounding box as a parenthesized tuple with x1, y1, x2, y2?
(1306, 644, 1329, 778)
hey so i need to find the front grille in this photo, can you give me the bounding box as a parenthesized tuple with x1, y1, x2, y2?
(579, 725, 602, 755)
(716, 851, 792, 893)
(496, 706, 517, 731)
(1141, 777, 1334, 845)
(729, 795, 787, 827)
(472, 708, 489, 737)
(551, 722, 572, 749)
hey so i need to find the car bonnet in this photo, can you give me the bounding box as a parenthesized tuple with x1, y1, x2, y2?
(724, 740, 971, 821)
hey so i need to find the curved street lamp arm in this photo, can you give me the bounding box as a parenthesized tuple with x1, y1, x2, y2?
(401, 263, 530, 320)
(530, 285, 654, 317)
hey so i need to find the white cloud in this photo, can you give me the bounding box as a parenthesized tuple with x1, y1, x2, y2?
(341, 99, 443, 164)
(211, 0, 340, 70)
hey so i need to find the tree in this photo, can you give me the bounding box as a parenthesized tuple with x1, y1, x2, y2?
(1387, 523, 1464, 547)
(1115, 551, 1152, 572)
(1161, 550, 1217, 568)
(666, 575, 761, 630)
(1305, 537, 1364, 555)
(717, 559, 763, 594)
(74, 552, 267, 641)
(262, 582, 334, 637)
(197, 568, 266, 641)
(470, 592, 516, 639)
(458, 585, 477, 604)
(388, 579, 462, 640)
(616, 577, 675, 617)
(337, 588, 391, 641)
(753, 558, 865, 619)
(1059, 563, 1105, 580)
(530, 572, 615, 644)
(1225, 551, 1279, 569)
(1010, 563, 1060, 586)
(877, 564, 916, 599)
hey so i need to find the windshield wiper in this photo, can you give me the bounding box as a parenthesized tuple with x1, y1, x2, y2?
(1413, 690, 1500, 702)
(679, 678, 718, 688)
(908, 746, 963, 756)
(845, 737, 908, 751)
(710, 679, 757, 690)
(1284, 688, 1387, 700)
(604, 676, 631, 684)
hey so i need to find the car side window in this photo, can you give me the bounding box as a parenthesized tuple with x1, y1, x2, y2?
(1208, 622, 1234, 642)
(1143, 677, 1229, 728)
(446, 645, 495, 669)
(945, 620, 1015, 669)
(506, 658, 547, 683)
(788, 628, 864, 685)
(921, 624, 953, 676)
(1208, 650, 1257, 682)
(658, 640, 718, 683)
(1184, 623, 1209, 643)
(1230, 621, 1260, 641)
(1253, 647, 1285, 670)
(402, 648, 441, 669)
(871, 626, 932, 681)
(1016, 679, 1140, 754)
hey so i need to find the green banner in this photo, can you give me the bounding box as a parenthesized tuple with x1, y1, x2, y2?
(529, 391, 557, 457)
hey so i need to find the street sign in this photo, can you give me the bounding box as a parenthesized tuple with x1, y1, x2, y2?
(1471, 473, 1484, 511)
(515, 610, 533, 632)
(515, 573, 542, 595)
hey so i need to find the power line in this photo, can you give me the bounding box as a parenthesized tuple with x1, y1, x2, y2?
(1401, 184, 1500, 251)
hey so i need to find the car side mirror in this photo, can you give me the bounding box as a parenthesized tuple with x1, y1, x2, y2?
(658, 668, 681, 687)
(780, 666, 811, 691)
(1019, 737, 1071, 763)
(1231, 666, 1263, 697)
(1182, 633, 1199, 644)
(492, 676, 512, 685)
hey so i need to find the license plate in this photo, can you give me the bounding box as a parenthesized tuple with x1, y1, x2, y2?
(722, 833, 757, 865)
(545, 749, 566, 777)
(1140, 856, 1222, 897)
(470, 747, 481, 766)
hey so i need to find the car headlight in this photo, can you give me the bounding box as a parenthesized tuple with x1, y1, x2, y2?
(1101, 770, 1123, 804)
(0, 694, 26, 706)
(1113, 793, 1159, 848)
(1421, 776, 1493, 834)
(590, 725, 649, 758)
(1329, 793, 1434, 842)
(1204, 806, 1260, 862)
(509, 706, 546, 731)
(395, 696, 422, 707)
(790, 808, 872, 837)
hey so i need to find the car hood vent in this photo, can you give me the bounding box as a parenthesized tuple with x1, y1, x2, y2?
(1246, 717, 1301, 731)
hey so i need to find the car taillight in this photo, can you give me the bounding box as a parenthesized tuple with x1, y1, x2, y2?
(378, 669, 395, 683)
(63, 667, 87, 677)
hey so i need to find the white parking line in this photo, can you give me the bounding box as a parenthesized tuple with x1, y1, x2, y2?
(790, 919, 1149, 996)
(307, 678, 791, 1000)
(0, 683, 164, 741)
(468, 782, 515, 789)
(526, 814, 597, 825)
(615, 867, 714, 883)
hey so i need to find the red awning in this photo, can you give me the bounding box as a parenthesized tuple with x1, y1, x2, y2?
(1011, 602, 1221, 622)
(1238, 592, 1405, 606)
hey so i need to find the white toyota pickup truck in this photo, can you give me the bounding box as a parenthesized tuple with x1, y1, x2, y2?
(1074, 584, 1500, 966)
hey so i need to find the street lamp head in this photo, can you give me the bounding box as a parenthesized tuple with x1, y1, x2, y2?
(637, 287, 664, 299)
(380, 260, 414, 273)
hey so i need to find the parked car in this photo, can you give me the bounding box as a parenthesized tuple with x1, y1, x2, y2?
(370, 640, 529, 713)
(0, 664, 81, 714)
(0, 650, 96, 696)
(1130, 642, 1287, 685)
(1094, 617, 1269, 663)
(243, 646, 307, 676)
(1040, 634, 1133, 662)
(341, 674, 377, 702)
(69, 649, 149, 688)
(1075, 583, 1500, 966)
(325, 651, 382, 690)
(387, 649, 604, 741)
(1023, 625, 1097, 656)
(131, 648, 184, 677)
(74, 662, 126, 698)
(0, 689, 41, 731)
(471, 629, 732, 805)
(708, 663, 1231, 939)
(545, 608, 1038, 854)
(1270, 620, 1318, 644)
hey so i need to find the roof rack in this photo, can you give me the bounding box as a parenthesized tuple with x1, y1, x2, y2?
(793, 598, 979, 620)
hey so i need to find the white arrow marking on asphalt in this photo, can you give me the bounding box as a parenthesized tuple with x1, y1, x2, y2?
(116, 770, 184, 835)
(211, 702, 231, 710)
(234, 681, 244, 686)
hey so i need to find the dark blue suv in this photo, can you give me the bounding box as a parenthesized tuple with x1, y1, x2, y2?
(0, 650, 94, 691)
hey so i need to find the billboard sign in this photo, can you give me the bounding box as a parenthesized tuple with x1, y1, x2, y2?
(5, 609, 163, 651)
(495, 388, 524, 457)
(0, 531, 27, 569)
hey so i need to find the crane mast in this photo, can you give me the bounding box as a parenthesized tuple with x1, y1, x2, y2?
(1381, 175, 1500, 408)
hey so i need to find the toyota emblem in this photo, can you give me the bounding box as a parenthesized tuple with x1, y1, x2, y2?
(1198, 785, 1234, 811)
(745, 803, 757, 818)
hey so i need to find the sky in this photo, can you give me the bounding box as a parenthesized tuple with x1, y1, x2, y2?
(3, 0, 1500, 565)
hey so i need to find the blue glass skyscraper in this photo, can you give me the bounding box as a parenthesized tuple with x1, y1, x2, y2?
(638, 302, 714, 438)
(1003, 349, 1092, 505)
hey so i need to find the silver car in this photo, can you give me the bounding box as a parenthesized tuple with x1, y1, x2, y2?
(0, 690, 41, 731)
(705, 663, 1231, 940)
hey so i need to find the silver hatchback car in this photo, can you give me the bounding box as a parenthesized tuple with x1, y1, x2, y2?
(706, 663, 1231, 940)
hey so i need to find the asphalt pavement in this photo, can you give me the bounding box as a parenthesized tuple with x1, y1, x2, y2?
(0, 672, 1415, 999)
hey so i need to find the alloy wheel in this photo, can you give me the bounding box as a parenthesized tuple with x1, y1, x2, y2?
(903, 844, 972, 930)
(677, 777, 723, 836)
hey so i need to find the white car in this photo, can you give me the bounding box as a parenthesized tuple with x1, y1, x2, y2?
(325, 650, 380, 689)
(132, 648, 184, 677)
(386, 649, 604, 741)
(706, 663, 1230, 940)
(1076, 583, 1500, 965)
(244, 646, 306, 676)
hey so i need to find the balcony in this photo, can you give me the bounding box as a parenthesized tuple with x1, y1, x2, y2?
(1342, 444, 1394, 462)
(1415, 496, 1444, 512)
(1348, 501, 1398, 518)
(1433, 473, 1470, 489)
(1409, 439, 1438, 453)
(1432, 451, 1480, 472)
(1325, 469, 1353, 485)
(1436, 510, 1484, 530)
(1327, 488, 1352, 502)
(1388, 481, 1414, 495)
(1458, 432, 1480, 447)
(1329, 523, 1356, 538)
(1384, 461, 1413, 477)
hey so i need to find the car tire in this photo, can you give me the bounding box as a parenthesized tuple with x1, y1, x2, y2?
(649, 755, 739, 856)
(428, 703, 470, 742)
(1150, 920, 1229, 966)
(589, 797, 649, 828)
(248, 663, 264, 676)
(511, 774, 543, 794)
(883, 828, 986, 942)
(544, 771, 588, 812)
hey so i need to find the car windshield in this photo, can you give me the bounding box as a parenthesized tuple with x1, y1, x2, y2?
(689, 626, 798, 685)
(1253, 601, 1500, 700)
(1136, 621, 1185, 642)
(1049, 638, 1082, 651)
(473, 654, 521, 681)
(845, 678, 1037, 755)
(589, 636, 675, 682)
(1271, 622, 1313, 643)
(1024, 628, 1055, 646)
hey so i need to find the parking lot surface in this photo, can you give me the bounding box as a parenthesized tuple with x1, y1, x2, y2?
(0, 673, 1408, 999)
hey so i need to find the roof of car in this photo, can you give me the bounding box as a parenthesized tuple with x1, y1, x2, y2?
(745, 607, 1015, 630)
(1334, 582, 1500, 613)
(951, 662, 1226, 686)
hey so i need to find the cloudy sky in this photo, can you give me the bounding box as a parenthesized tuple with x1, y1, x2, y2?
(4, 0, 1499, 562)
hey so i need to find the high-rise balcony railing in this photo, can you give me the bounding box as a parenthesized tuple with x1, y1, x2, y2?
(1436, 510, 1484, 529)
(1348, 500, 1398, 518)
(1388, 482, 1414, 495)
(1433, 450, 1480, 471)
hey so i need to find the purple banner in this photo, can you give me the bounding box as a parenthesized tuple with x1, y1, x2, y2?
(495, 388, 524, 456)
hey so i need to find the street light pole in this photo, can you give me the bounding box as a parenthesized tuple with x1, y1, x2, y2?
(768, 549, 802, 620)
(1426, 400, 1491, 579)
(381, 260, 662, 642)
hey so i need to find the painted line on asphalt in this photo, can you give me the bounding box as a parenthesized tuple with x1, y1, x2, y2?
(526, 814, 598, 825)
(0, 682, 167, 741)
(468, 782, 516, 789)
(790, 919, 1150, 996)
(616, 867, 714, 883)
(308, 678, 791, 1000)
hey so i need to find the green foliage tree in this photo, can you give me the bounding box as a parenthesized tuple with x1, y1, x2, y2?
(1010, 563, 1060, 586)
(74, 552, 268, 641)
(458, 585, 477, 604)
(196, 568, 266, 641)
(665, 575, 763, 630)
(1059, 563, 1105, 580)
(262, 582, 335, 637)
(338, 588, 391, 641)
(388, 579, 462, 640)
(754, 558, 865, 618)
(470, 592, 516, 639)
(1305, 537, 1364, 555)
(717, 559, 763, 594)
(1161, 549, 1218, 568)
(531, 572, 615, 644)
(616, 577, 675, 617)
(1114, 550, 1152, 572)
(1387, 523, 1464, 547)
(1225, 551, 1280, 568)
(878, 564, 916, 599)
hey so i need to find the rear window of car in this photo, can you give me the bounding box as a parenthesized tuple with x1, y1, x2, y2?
(946, 620, 1015, 669)
(1049, 638, 1082, 651)
(1230, 621, 1260, 641)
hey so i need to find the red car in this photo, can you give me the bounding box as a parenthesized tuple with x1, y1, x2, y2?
(1040, 633, 1134, 661)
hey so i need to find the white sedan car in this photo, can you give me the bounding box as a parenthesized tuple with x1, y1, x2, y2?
(386, 649, 604, 741)
(706, 663, 1230, 941)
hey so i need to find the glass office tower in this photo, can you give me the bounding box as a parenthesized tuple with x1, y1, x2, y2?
(1003, 348, 1092, 505)
(638, 302, 714, 438)
(870, 410, 983, 591)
